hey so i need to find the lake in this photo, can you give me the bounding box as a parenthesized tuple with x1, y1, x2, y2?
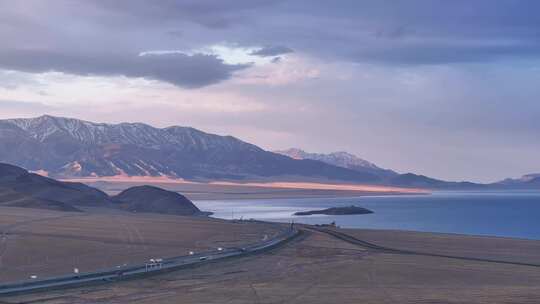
(195, 191, 540, 240)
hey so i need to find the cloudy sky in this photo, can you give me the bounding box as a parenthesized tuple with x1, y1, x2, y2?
(1, 0, 539, 182)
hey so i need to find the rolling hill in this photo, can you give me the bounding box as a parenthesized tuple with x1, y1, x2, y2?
(0, 163, 110, 211)
(0, 163, 206, 215)
(113, 185, 207, 216)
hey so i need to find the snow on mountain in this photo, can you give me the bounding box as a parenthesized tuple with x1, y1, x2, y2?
(497, 173, 540, 185)
(1, 116, 511, 189)
(520, 173, 540, 182)
(0, 115, 382, 182)
(6, 115, 261, 151)
(274, 148, 397, 178)
(8, 115, 175, 146)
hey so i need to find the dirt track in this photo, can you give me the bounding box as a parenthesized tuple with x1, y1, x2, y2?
(309, 227, 540, 267)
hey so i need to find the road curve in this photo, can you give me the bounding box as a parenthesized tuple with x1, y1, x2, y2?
(0, 225, 299, 296)
(307, 227, 540, 268)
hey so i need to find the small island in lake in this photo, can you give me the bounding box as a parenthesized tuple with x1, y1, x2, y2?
(294, 205, 374, 216)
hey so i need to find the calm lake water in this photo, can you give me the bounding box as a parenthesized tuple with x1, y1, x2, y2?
(194, 191, 540, 240)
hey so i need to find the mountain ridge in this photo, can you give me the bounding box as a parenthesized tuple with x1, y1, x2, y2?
(0, 115, 381, 183)
(1, 115, 536, 190)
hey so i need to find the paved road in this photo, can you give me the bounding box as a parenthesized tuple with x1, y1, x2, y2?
(0, 226, 299, 296)
(308, 227, 540, 268)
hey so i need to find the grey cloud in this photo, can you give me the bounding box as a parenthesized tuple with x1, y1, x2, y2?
(1, 0, 539, 182)
(2, 0, 540, 84)
(0, 71, 43, 90)
(0, 1, 259, 87)
(0, 49, 249, 88)
(250, 46, 294, 57)
(2, 0, 540, 182)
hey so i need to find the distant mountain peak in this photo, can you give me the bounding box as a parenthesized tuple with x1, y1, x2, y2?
(497, 173, 540, 186)
(274, 148, 397, 178)
(275, 148, 378, 168)
(274, 148, 306, 160)
(521, 173, 540, 182)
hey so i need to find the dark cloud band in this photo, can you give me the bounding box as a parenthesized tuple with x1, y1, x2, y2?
(1, 0, 540, 85)
(0, 50, 249, 88)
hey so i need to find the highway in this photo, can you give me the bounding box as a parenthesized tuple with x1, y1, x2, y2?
(0, 225, 299, 296)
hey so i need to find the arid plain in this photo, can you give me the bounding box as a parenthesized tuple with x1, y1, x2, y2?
(1, 183, 539, 303)
(0, 206, 281, 283)
(3, 227, 540, 304)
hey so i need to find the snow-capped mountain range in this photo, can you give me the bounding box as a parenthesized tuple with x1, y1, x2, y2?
(6, 115, 253, 149)
(0, 115, 536, 189)
(0, 115, 381, 182)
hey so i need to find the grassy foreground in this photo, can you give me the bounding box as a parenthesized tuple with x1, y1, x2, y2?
(3, 222, 540, 303)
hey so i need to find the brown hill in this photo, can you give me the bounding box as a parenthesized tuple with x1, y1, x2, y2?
(0, 188, 81, 212)
(112, 185, 207, 216)
(0, 162, 111, 211)
(0, 163, 211, 216)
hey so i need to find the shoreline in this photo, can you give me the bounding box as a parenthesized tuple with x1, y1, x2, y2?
(61, 177, 429, 200)
(344, 227, 540, 242)
(60, 175, 424, 192)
